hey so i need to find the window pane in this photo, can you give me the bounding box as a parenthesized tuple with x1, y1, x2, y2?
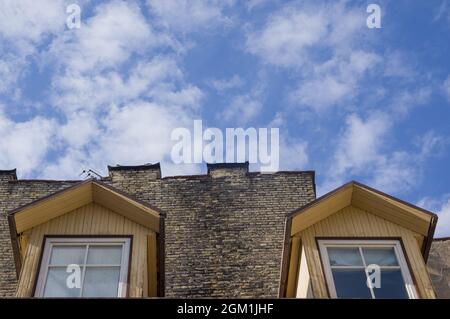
(87, 245, 122, 265)
(373, 269, 409, 299)
(332, 269, 372, 298)
(327, 248, 363, 266)
(50, 246, 86, 265)
(82, 267, 121, 297)
(43, 267, 81, 297)
(363, 247, 399, 266)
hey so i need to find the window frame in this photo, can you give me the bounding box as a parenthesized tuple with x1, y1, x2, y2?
(317, 238, 418, 299)
(34, 236, 132, 298)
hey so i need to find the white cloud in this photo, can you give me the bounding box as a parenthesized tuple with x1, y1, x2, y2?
(0, 0, 66, 53)
(0, 108, 55, 176)
(246, 0, 270, 11)
(35, 1, 204, 178)
(0, 55, 26, 94)
(210, 75, 244, 93)
(292, 50, 380, 111)
(246, 2, 365, 67)
(48, 0, 163, 73)
(389, 87, 432, 115)
(51, 56, 184, 113)
(442, 75, 450, 102)
(44, 100, 197, 179)
(320, 115, 445, 195)
(279, 139, 308, 170)
(333, 113, 390, 177)
(246, 6, 328, 67)
(220, 92, 262, 125)
(59, 112, 99, 148)
(95, 102, 192, 165)
(370, 151, 418, 194)
(417, 195, 450, 237)
(147, 0, 233, 32)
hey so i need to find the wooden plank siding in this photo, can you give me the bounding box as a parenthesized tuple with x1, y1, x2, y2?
(15, 202, 157, 298)
(298, 205, 436, 299)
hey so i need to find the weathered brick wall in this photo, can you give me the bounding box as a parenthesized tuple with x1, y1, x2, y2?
(0, 163, 315, 297)
(107, 163, 315, 297)
(428, 239, 450, 298)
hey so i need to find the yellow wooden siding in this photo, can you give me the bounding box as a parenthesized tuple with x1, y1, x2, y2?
(298, 205, 435, 299)
(15, 202, 157, 298)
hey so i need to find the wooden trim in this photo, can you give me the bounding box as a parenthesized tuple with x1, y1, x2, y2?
(127, 235, 134, 298)
(397, 236, 421, 299)
(288, 181, 437, 220)
(314, 237, 420, 299)
(7, 214, 21, 278)
(286, 237, 301, 297)
(9, 179, 93, 216)
(422, 215, 438, 262)
(147, 233, 157, 297)
(32, 235, 49, 297)
(352, 181, 437, 219)
(93, 180, 166, 218)
(32, 235, 134, 298)
(314, 237, 331, 298)
(278, 218, 293, 297)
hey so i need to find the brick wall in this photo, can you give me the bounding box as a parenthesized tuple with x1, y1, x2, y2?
(0, 163, 315, 297)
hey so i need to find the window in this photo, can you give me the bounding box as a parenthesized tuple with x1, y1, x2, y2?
(318, 239, 417, 299)
(35, 237, 131, 297)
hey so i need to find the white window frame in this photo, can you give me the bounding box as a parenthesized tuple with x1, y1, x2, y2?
(318, 239, 418, 299)
(35, 237, 131, 298)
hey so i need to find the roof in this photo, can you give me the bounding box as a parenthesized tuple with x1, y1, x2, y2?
(287, 181, 438, 260)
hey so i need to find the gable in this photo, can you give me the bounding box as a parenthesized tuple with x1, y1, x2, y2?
(295, 205, 436, 299)
(289, 182, 436, 239)
(10, 179, 162, 234)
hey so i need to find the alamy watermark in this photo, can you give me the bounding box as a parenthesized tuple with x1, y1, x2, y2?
(171, 120, 279, 172)
(367, 4, 382, 29)
(66, 4, 81, 29)
(366, 264, 381, 289)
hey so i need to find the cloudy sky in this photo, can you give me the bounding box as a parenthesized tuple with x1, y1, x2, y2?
(0, 0, 449, 236)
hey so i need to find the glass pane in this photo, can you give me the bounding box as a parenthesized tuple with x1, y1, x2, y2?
(82, 267, 121, 297)
(373, 269, 409, 299)
(87, 245, 122, 265)
(50, 246, 86, 265)
(327, 247, 363, 266)
(43, 267, 81, 297)
(363, 247, 399, 266)
(332, 269, 372, 298)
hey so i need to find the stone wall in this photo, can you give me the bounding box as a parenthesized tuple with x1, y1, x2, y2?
(428, 238, 450, 298)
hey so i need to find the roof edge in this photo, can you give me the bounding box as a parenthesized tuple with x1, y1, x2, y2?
(108, 163, 161, 171)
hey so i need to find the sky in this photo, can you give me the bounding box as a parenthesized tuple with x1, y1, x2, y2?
(0, 0, 449, 236)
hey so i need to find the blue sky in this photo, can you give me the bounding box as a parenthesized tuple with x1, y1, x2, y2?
(0, 0, 449, 236)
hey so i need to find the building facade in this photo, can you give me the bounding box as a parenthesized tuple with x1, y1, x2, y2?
(0, 163, 448, 298)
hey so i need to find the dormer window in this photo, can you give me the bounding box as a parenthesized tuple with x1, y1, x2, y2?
(318, 239, 418, 299)
(34, 237, 131, 297)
